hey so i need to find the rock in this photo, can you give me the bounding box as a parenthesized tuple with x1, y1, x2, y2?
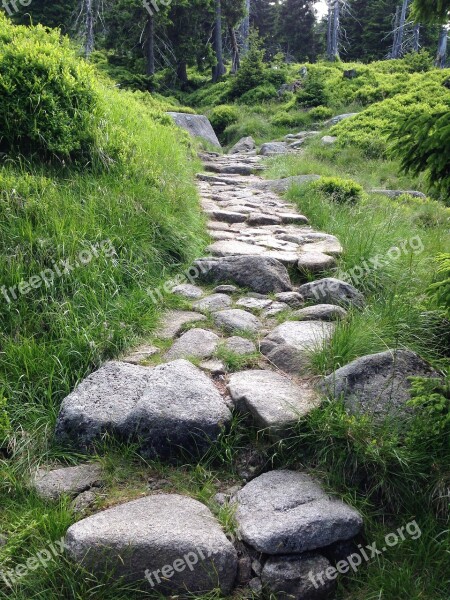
(259, 142, 288, 156)
(33, 464, 103, 501)
(214, 284, 238, 294)
(236, 297, 273, 311)
(249, 577, 263, 594)
(263, 321, 335, 354)
(298, 252, 337, 273)
(324, 113, 358, 126)
(55, 360, 231, 458)
(199, 359, 226, 375)
(122, 345, 159, 365)
(370, 189, 427, 199)
(71, 490, 98, 515)
(193, 293, 233, 312)
(224, 336, 257, 355)
(322, 349, 438, 418)
(207, 240, 265, 257)
(213, 309, 262, 334)
(278, 213, 309, 225)
(343, 69, 358, 78)
(156, 311, 207, 340)
(166, 328, 220, 360)
(299, 278, 364, 309)
(300, 240, 343, 256)
(247, 213, 282, 226)
(194, 256, 292, 294)
(289, 139, 306, 149)
(264, 344, 308, 375)
(228, 370, 320, 433)
(293, 304, 347, 321)
(65, 494, 237, 594)
(206, 209, 248, 224)
(234, 470, 363, 554)
(252, 175, 320, 193)
(204, 162, 256, 176)
(262, 302, 290, 318)
(172, 284, 204, 299)
(209, 230, 237, 241)
(229, 136, 256, 154)
(274, 292, 304, 308)
(321, 136, 337, 145)
(261, 554, 336, 600)
(261, 250, 300, 266)
(237, 556, 253, 585)
(167, 112, 221, 148)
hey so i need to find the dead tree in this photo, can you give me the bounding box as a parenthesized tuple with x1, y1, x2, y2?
(436, 26, 448, 68)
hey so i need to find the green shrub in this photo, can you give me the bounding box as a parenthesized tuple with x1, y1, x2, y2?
(0, 14, 99, 158)
(271, 111, 310, 128)
(264, 68, 288, 88)
(240, 84, 278, 104)
(311, 176, 364, 203)
(309, 105, 333, 121)
(209, 105, 239, 133)
(296, 72, 328, 107)
(427, 253, 450, 318)
(230, 35, 266, 98)
(0, 396, 9, 442)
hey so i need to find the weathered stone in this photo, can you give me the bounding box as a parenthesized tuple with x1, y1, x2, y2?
(321, 136, 337, 145)
(206, 209, 247, 224)
(324, 113, 358, 126)
(247, 213, 282, 226)
(167, 112, 221, 148)
(262, 302, 290, 318)
(122, 345, 159, 365)
(236, 297, 273, 310)
(156, 311, 207, 340)
(71, 490, 98, 515)
(293, 304, 347, 321)
(261, 250, 299, 266)
(204, 162, 256, 176)
(300, 240, 343, 255)
(33, 464, 103, 500)
(224, 336, 257, 355)
(65, 494, 237, 594)
(322, 349, 438, 418)
(193, 293, 233, 312)
(265, 344, 309, 375)
(297, 251, 337, 273)
(259, 142, 288, 156)
(263, 321, 335, 354)
(274, 292, 304, 308)
(194, 256, 292, 294)
(199, 359, 226, 375)
(237, 556, 253, 585)
(370, 189, 427, 199)
(209, 230, 237, 241)
(229, 136, 256, 154)
(166, 328, 220, 360)
(299, 278, 364, 309)
(213, 284, 238, 294)
(235, 470, 363, 554)
(55, 360, 231, 458)
(171, 284, 204, 299)
(261, 554, 336, 600)
(228, 370, 320, 433)
(278, 213, 309, 225)
(207, 240, 265, 257)
(213, 309, 262, 334)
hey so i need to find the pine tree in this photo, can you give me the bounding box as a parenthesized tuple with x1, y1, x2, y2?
(278, 0, 317, 62)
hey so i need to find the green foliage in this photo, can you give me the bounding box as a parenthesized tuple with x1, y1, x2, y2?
(407, 375, 450, 443)
(209, 104, 239, 133)
(411, 0, 450, 23)
(240, 83, 278, 104)
(230, 33, 266, 98)
(0, 15, 99, 159)
(310, 176, 364, 203)
(308, 105, 333, 121)
(427, 253, 450, 317)
(296, 71, 328, 107)
(270, 111, 310, 127)
(0, 395, 10, 442)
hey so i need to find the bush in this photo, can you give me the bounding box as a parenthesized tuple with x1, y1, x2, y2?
(0, 396, 9, 442)
(0, 15, 99, 158)
(309, 105, 333, 121)
(271, 111, 310, 128)
(240, 84, 278, 105)
(230, 34, 266, 98)
(296, 72, 328, 107)
(209, 105, 239, 133)
(264, 68, 288, 88)
(311, 176, 364, 203)
(427, 253, 450, 318)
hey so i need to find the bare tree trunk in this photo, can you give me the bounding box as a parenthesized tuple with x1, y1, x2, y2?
(212, 0, 226, 82)
(85, 0, 95, 57)
(177, 61, 188, 85)
(392, 0, 410, 59)
(436, 27, 448, 68)
(241, 0, 250, 56)
(145, 14, 155, 76)
(329, 0, 340, 61)
(326, 0, 333, 60)
(229, 25, 240, 73)
(413, 24, 420, 52)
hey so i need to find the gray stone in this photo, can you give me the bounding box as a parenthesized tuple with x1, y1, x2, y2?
(249, 577, 263, 594)
(261, 250, 299, 266)
(209, 230, 237, 241)
(206, 209, 247, 224)
(262, 303, 290, 318)
(167, 112, 221, 148)
(278, 213, 309, 225)
(259, 142, 288, 156)
(229, 136, 256, 154)
(204, 162, 256, 176)
(235, 470, 363, 554)
(265, 344, 309, 375)
(321, 136, 337, 145)
(213, 309, 262, 334)
(370, 189, 427, 199)
(199, 359, 226, 375)
(122, 345, 159, 365)
(322, 349, 437, 418)
(224, 336, 257, 355)
(263, 321, 335, 354)
(207, 240, 265, 257)
(156, 311, 207, 340)
(193, 293, 232, 312)
(324, 113, 358, 126)
(71, 490, 98, 515)
(274, 292, 304, 308)
(228, 370, 320, 433)
(298, 252, 337, 273)
(300, 240, 343, 255)
(171, 284, 204, 299)
(194, 256, 292, 294)
(293, 304, 347, 321)
(213, 284, 238, 294)
(55, 360, 231, 458)
(247, 213, 282, 226)
(299, 278, 365, 309)
(261, 554, 336, 600)
(33, 464, 103, 500)
(236, 297, 273, 311)
(253, 175, 320, 193)
(65, 494, 237, 594)
(166, 328, 220, 360)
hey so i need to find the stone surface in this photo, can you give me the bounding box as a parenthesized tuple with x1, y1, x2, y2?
(207, 240, 265, 257)
(322, 349, 437, 418)
(122, 345, 159, 365)
(206, 209, 247, 224)
(300, 240, 343, 255)
(279, 213, 309, 225)
(259, 142, 288, 156)
(247, 213, 282, 226)
(55, 360, 231, 458)
(261, 554, 336, 600)
(193, 293, 233, 312)
(171, 284, 204, 299)
(321, 136, 337, 145)
(213, 284, 239, 294)
(224, 336, 257, 355)
(324, 113, 358, 126)
(213, 309, 262, 334)
(263, 321, 335, 354)
(298, 251, 337, 273)
(229, 136, 256, 154)
(199, 359, 226, 375)
(265, 344, 309, 375)
(156, 311, 207, 340)
(194, 256, 292, 294)
(370, 188, 427, 199)
(234, 470, 363, 554)
(228, 370, 320, 432)
(65, 494, 237, 593)
(293, 304, 347, 321)
(33, 464, 103, 500)
(166, 328, 220, 360)
(236, 297, 273, 310)
(299, 278, 365, 309)
(274, 292, 304, 308)
(167, 112, 221, 148)
(71, 490, 98, 515)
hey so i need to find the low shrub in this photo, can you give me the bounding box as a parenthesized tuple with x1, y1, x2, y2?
(240, 84, 278, 104)
(209, 105, 239, 133)
(308, 105, 333, 121)
(296, 72, 328, 107)
(311, 176, 364, 203)
(427, 253, 450, 318)
(271, 111, 310, 128)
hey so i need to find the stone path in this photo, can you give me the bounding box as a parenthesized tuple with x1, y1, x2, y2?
(38, 140, 436, 597)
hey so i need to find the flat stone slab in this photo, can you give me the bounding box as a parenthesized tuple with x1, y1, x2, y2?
(298, 251, 337, 273)
(293, 304, 347, 321)
(299, 278, 364, 309)
(167, 112, 221, 148)
(259, 142, 288, 156)
(193, 293, 232, 312)
(207, 240, 265, 257)
(228, 370, 320, 432)
(194, 256, 292, 294)
(247, 213, 282, 226)
(172, 284, 204, 299)
(156, 311, 207, 340)
(263, 321, 335, 353)
(55, 360, 231, 458)
(274, 292, 304, 308)
(322, 349, 438, 418)
(278, 213, 309, 225)
(33, 464, 103, 500)
(235, 297, 273, 310)
(224, 336, 257, 355)
(65, 494, 237, 593)
(213, 309, 262, 334)
(206, 210, 247, 223)
(122, 344, 159, 364)
(300, 240, 343, 255)
(213, 284, 238, 294)
(235, 470, 363, 554)
(166, 328, 220, 360)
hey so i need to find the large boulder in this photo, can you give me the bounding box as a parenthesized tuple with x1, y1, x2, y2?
(299, 278, 364, 309)
(234, 470, 363, 554)
(65, 494, 237, 594)
(228, 136, 256, 154)
(55, 360, 231, 458)
(322, 349, 438, 418)
(194, 255, 292, 294)
(167, 112, 221, 148)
